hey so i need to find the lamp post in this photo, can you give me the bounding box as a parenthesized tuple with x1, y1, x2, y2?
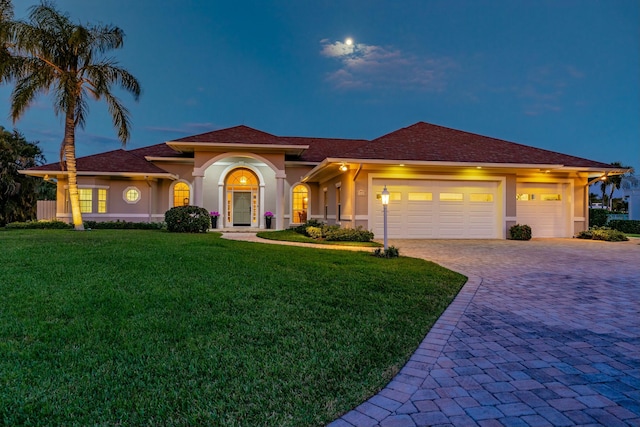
(381, 186, 389, 250)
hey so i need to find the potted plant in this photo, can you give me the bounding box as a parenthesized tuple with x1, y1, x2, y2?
(210, 211, 220, 229)
(264, 211, 273, 229)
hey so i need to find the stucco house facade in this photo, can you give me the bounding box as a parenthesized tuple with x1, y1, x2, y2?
(23, 122, 622, 238)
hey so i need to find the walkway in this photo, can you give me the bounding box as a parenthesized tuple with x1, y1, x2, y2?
(223, 234, 640, 426)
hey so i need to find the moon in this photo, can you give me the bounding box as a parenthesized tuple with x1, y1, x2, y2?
(345, 38, 353, 46)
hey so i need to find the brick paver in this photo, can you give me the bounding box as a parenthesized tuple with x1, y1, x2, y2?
(222, 234, 640, 426)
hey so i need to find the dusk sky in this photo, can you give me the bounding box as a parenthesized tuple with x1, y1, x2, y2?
(2, 0, 638, 174)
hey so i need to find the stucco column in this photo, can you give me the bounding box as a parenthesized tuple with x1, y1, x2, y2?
(260, 184, 265, 228)
(276, 176, 285, 230)
(218, 183, 225, 229)
(192, 173, 204, 207)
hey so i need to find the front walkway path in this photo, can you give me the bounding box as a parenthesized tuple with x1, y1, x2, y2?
(223, 234, 640, 426)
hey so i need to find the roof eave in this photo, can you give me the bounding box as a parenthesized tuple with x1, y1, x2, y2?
(19, 170, 178, 180)
(166, 141, 309, 156)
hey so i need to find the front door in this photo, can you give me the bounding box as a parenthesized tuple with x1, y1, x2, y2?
(233, 192, 252, 226)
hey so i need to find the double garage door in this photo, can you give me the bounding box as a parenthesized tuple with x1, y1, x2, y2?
(372, 179, 499, 239)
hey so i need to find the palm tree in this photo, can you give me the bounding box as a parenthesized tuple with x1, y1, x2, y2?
(1, 1, 140, 230)
(601, 162, 634, 210)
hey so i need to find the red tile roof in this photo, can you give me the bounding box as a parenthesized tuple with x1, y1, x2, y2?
(341, 122, 613, 168)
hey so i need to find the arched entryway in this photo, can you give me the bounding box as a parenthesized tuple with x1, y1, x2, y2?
(225, 168, 259, 226)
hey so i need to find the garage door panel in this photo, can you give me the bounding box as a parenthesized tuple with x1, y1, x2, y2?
(373, 179, 499, 239)
(516, 183, 568, 237)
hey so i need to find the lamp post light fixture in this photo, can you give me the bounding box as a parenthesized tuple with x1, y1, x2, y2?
(381, 186, 389, 250)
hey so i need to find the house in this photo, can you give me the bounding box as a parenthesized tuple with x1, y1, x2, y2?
(22, 121, 623, 238)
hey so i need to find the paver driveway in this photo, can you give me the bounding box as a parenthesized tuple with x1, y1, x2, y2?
(329, 238, 640, 427)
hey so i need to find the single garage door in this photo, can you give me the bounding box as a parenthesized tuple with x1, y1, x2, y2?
(372, 179, 499, 239)
(516, 182, 569, 238)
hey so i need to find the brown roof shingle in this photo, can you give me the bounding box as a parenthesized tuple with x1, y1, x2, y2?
(29, 149, 171, 174)
(341, 122, 613, 168)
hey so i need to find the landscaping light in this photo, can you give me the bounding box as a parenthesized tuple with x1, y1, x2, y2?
(381, 186, 389, 250)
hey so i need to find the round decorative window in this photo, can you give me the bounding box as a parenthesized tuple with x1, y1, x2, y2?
(123, 186, 141, 204)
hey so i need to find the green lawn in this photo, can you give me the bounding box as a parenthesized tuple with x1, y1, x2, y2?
(0, 230, 465, 426)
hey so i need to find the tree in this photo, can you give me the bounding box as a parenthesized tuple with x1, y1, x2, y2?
(0, 125, 45, 226)
(0, 1, 140, 230)
(599, 162, 634, 210)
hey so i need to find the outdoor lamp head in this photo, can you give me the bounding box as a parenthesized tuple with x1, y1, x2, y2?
(381, 186, 390, 206)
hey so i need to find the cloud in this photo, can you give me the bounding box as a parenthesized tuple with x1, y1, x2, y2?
(320, 39, 455, 91)
(513, 65, 585, 116)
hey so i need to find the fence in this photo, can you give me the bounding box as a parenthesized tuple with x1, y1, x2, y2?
(37, 200, 57, 221)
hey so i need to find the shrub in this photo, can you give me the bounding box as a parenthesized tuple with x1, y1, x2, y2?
(575, 226, 629, 242)
(607, 220, 640, 234)
(292, 219, 324, 234)
(164, 206, 210, 233)
(84, 220, 164, 230)
(372, 246, 400, 258)
(305, 226, 323, 239)
(325, 226, 374, 242)
(508, 224, 532, 240)
(4, 220, 72, 230)
(589, 208, 609, 227)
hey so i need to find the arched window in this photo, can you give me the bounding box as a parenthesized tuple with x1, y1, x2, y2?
(173, 182, 190, 206)
(292, 184, 308, 223)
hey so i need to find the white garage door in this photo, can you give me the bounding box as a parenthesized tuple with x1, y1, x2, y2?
(372, 179, 499, 239)
(516, 182, 569, 238)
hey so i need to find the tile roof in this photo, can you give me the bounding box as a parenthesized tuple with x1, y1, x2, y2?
(341, 122, 613, 168)
(281, 136, 368, 162)
(129, 143, 189, 159)
(173, 125, 281, 144)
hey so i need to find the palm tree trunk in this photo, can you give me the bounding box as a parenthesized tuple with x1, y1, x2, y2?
(64, 108, 84, 231)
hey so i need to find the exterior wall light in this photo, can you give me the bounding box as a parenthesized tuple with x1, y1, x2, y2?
(339, 164, 348, 172)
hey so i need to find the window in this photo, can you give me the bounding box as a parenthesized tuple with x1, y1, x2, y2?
(78, 188, 92, 213)
(124, 187, 140, 204)
(541, 194, 561, 201)
(292, 184, 308, 223)
(470, 193, 494, 202)
(98, 188, 108, 213)
(408, 192, 432, 201)
(517, 193, 533, 201)
(440, 193, 463, 201)
(376, 192, 401, 201)
(336, 186, 341, 221)
(173, 182, 190, 207)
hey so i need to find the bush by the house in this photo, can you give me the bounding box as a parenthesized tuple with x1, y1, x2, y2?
(4, 219, 72, 230)
(325, 226, 374, 242)
(607, 220, 640, 235)
(84, 220, 164, 230)
(372, 246, 400, 258)
(575, 226, 629, 242)
(164, 206, 210, 233)
(305, 226, 323, 239)
(292, 219, 324, 235)
(508, 224, 532, 240)
(589, 208, 609, 227)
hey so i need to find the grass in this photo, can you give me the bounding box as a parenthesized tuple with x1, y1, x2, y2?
(0, 230, 465, 426)
(257, 229, 382, 247)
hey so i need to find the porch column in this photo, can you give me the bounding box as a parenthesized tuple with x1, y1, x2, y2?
(276, 176, 285, 230)
(260, 183, 265, 228)
(193, 173, 204, 207)
(218, 183, 225, 229)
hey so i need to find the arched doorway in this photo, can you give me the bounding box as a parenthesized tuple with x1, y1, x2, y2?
(225, 168, 259, 226)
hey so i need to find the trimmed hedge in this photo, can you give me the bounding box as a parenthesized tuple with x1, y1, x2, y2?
(372, 246, 400, 258)
(164, 206, 211, 233)
(4, 220, 72, 230)
(84, 220, 164, 230)
(508, 224, 532, 240)
(589, 208, 609, 227)
(607, 220, 640, 234)
(295, 220, 375, 242)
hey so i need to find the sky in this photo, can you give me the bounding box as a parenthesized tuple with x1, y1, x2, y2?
(1, 0, 638, 176)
